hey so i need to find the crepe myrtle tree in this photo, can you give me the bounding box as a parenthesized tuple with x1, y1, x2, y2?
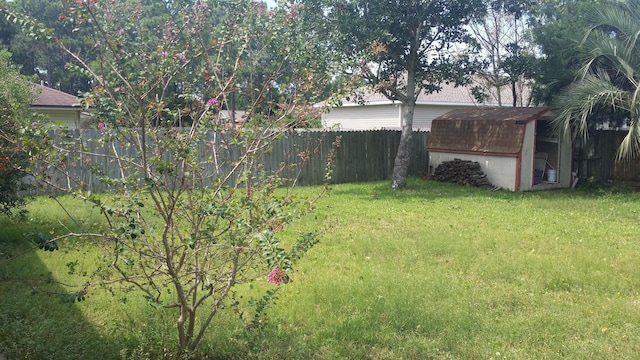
(4, 0, 334, 355)
(314, 0, 486, 188)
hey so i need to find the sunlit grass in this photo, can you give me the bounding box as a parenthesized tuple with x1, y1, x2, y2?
(2, 178, 640, 359)
(268, 179, 640, 359)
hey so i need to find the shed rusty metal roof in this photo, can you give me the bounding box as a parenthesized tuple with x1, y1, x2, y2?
(427, 107, 550, 155)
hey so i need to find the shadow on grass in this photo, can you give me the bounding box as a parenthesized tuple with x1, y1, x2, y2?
(0, 220, 123, 359)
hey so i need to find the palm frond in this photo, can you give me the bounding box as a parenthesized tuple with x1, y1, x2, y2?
(552, 71, 628, 140)
(615, 120, 640, 160)
(557, 0, 640, 161)
(581, 31, 639, 83)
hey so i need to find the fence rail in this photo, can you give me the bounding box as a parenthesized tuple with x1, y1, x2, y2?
(36, 129, 430, 194)
(40, 127, 640, 192)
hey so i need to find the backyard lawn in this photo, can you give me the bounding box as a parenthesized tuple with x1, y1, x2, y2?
(2, 177, 640, 359)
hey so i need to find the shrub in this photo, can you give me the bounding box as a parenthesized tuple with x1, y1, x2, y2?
(0, 48, 39, 216)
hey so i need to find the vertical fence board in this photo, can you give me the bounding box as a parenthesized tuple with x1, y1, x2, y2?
(574, 130, 640, 182)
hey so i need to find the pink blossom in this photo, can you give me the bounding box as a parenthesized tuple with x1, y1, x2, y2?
(118, 28, 125, 35)
(94, 41, 101, 48)
(267, 10, 273, 17)
(31, 122, 38, 127)
(267, 267, 288, 285)
(97, 122, 105, 130)
(174, 52, 186, 61)
(206, 98, 219, 106)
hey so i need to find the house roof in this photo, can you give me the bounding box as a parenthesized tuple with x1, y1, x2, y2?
(335, 78, 534, 107)
(31, 84, 81, 108)
(427, 107, 550, 155)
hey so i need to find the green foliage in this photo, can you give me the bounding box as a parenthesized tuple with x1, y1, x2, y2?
(310, 0, 486, 188)
(2, 0, 91, 94)
(0, 48, 40, 216)
(257, 231, 292, 273)
(550, 0, 640, 160)
(235, 288, 282, 353)
(530, 0, 602, 104)
(30, 231, 58, 251)
(3, 0, 332, 356)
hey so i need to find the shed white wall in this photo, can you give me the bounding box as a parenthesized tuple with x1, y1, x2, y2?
(519, 121, 536, 190)
(322, 104, 400, 130)
(430, 151, 518, 191)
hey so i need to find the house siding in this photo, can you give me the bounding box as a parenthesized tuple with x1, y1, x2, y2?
(322, 104, 400, 130)
(37, 108, 81, 129)
(323, 103, 469, 131)
(413, 104, 468, 131)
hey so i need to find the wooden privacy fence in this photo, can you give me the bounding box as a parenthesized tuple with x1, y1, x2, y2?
(38, 129, 430, 193)
(574, 130, 640, 182)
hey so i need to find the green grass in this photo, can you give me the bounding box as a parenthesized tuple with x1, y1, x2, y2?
(2, 178, 640, 359)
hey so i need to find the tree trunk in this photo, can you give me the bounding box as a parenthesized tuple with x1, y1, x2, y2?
(391, 94, 415, 189)
(391, 31, 418, 189)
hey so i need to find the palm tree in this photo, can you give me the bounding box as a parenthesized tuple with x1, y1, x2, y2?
(553, 0, 640, 160)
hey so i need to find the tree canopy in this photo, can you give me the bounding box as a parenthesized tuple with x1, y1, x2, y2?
(529, 0, 599, 105)
(1, 0, 92, 94)
(551, 0, 640, 160)
(313, 0, 486, 188)
(470, 0, 538, 107)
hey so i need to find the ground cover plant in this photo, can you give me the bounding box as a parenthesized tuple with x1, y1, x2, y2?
(2, 178, 640, 359)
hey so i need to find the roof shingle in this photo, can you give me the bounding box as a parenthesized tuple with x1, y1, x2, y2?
(31, 84, 80, 108)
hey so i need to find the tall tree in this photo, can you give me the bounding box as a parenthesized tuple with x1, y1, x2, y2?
(315, 0, 486, 188)
(552, 0, 640, 159)
(470, 0, 537, 107)
(529, 0, 599, 105)
(5, 0, 92, 94)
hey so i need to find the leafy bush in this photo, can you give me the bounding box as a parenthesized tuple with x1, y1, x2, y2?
(0, 48, 40, 216)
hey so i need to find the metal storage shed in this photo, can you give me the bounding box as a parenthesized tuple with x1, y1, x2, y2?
(427, 107, 572, 191)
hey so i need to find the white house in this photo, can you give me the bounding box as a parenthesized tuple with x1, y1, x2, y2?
(322, 80, 533, 131)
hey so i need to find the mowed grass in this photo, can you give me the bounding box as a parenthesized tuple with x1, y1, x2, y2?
(2, 178, 640, 359)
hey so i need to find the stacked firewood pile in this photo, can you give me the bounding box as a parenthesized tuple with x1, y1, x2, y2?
(432, 159, 494, 188)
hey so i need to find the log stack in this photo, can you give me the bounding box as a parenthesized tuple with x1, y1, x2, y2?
(432, 159, 494, 188)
